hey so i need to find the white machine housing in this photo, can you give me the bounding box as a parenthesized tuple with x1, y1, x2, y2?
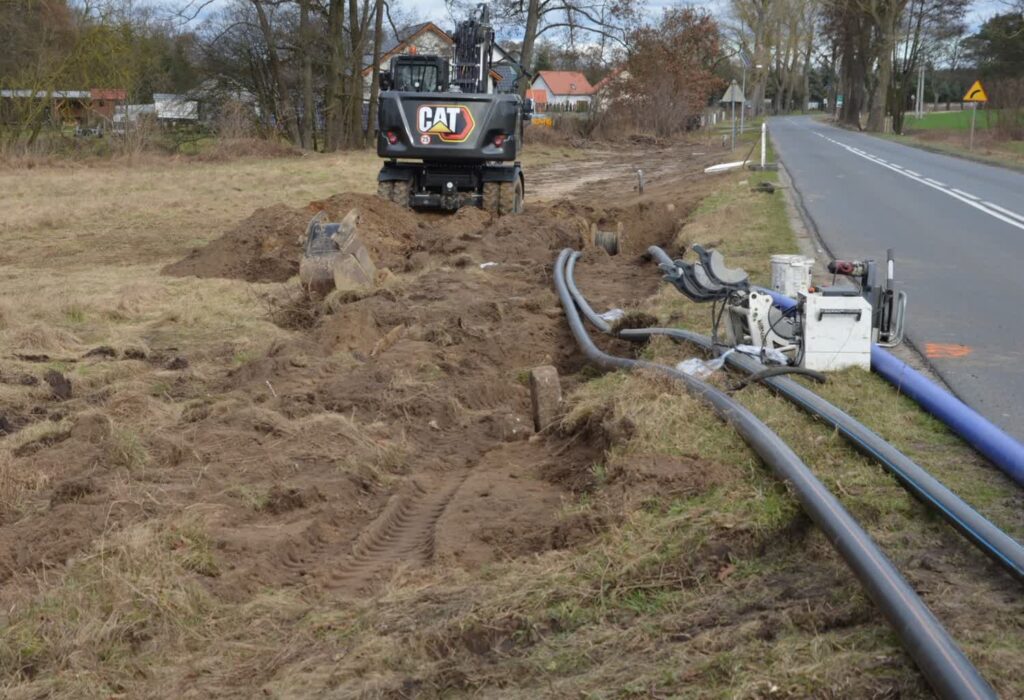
(800, 291, 872, 372)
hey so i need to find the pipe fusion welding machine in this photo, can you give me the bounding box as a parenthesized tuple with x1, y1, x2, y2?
(654, 246, 907, 372)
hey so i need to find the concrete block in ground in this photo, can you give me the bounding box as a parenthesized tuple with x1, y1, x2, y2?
(530, 365, 562, 432)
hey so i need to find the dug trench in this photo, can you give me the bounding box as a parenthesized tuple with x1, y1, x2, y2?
(0, 147, 723, 604)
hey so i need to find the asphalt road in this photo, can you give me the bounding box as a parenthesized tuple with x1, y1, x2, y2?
(769, 115, 1024, 440)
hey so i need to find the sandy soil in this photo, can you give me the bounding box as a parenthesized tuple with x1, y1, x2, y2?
(0, 144, 717, 604)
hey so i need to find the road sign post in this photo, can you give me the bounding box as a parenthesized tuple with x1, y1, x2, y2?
(731, 93, 736, 150)
(963, 80, 988, 152)
(720, 80, 745, 151)
(970, 103, 977, 151)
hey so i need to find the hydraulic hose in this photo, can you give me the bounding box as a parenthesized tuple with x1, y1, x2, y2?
(757, 286, 1024, 489)
(554, 249, 995, 700)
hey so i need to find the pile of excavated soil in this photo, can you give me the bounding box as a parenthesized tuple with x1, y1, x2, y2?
(160, 181, 687, 287)
(162, 193, 422, 283)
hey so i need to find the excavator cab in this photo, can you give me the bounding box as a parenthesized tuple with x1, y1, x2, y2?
(382, 56, 450, 93)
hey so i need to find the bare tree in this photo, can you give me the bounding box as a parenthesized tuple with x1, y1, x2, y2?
(251, 0, 301, 144)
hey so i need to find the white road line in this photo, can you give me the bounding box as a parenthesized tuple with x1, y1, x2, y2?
(984, 201, 1024, 224)
(905, 169, 921, 176)
(820, 136, 1024, 233)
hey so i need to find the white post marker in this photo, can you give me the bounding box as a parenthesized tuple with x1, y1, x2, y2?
(963, 79, 988, 152)
(761, 121, 767, 168)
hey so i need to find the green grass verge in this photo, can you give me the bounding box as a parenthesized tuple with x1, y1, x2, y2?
(903, 109, 996, 132)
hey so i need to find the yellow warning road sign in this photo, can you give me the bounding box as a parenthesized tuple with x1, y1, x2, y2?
(964, 80, 988, 103)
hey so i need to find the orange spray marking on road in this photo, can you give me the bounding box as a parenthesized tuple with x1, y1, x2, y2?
(925, 343, 974, 359)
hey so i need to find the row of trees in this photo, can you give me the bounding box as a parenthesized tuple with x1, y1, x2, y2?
(3, 0, 1019, 152)
(724, 0, 1023, 135)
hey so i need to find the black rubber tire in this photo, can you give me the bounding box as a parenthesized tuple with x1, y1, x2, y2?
(390, 180, 410, 208)
(510, 178, 524, 214)
(482, 181, 501, 214)
(376, 180, 392, 201)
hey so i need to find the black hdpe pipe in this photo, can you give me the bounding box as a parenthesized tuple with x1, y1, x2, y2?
(623, 325, 1024, 584)
(757, 285, 1024, 488)
(613, 248, 1024, 584)
(554, 249, 996, 700)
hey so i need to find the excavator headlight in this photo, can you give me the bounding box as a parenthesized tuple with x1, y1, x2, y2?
(492, 133, 507, 147)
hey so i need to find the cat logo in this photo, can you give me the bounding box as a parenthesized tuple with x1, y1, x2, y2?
(416, 104, 475, 143)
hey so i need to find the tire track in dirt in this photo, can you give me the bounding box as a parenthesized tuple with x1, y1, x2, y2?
(332, 474, 467, 593)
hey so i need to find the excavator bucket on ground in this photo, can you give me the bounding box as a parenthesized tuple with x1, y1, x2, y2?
(299, 209, 377, 296)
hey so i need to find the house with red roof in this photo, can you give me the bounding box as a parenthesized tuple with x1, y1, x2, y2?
(529, 71, 595, 109)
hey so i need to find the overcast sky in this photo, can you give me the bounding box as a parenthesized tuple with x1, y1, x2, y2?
(179, 0, 1010, 32)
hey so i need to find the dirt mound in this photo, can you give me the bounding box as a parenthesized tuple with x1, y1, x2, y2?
(162, 204, 312, 283)
(162, 193, 422, 283)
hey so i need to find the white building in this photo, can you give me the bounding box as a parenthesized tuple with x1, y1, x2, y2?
(529, 71, 595, 109)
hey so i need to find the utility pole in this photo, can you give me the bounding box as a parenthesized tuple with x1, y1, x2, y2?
(740, 63, 747, 135)
(740, 60, 762, 136)
(921, 65, 929, 118)
(730, 80, 737, 150)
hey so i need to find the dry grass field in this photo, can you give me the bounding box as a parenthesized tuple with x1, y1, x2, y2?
(0, 141, 1021, 698)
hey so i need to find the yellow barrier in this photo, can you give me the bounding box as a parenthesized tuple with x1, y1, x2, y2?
(531, 116, 553, 127)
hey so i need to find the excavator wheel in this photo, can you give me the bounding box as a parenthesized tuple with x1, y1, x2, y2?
(482, 180, 523, 216)
(482, 181, 501, 215)
(390, 180, 410, 207)
(377, 180, 410, 208)
(510, 178, 524, 214)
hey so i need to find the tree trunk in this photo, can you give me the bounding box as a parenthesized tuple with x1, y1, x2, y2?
(866, 0, 908, 133)
(324, 0, 344, 151)
(364, 0, 384, 147)
(343, 0, 372, 149)
(519, 0, 541, 96)
(253, 0, 301, 145)
(867, 40, 893, 131)
(299, 0, 314, 150)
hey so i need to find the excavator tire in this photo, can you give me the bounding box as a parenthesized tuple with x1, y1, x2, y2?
(482, 180, 523, 216)
(499, 179, 524, 214)
(390, 180, 410, 208)
(377, 180, 411, 208)
(482, 181, 502, 215)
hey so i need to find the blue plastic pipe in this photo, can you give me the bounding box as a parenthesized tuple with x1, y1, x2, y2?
(758, 286, 1024, 487)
